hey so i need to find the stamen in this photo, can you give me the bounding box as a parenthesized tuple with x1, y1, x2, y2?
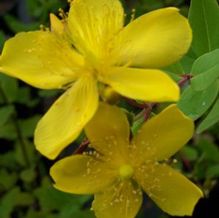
(58, 8, 67, 19)
(39, 24, 47, 31)
(130, 8, 136, 22)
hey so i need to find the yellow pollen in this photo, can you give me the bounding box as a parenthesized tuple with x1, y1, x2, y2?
(119, 164, 134, 180)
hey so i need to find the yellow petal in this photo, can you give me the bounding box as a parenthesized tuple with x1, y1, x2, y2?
(85, 103, 130, 165)
(68, 0, 124, 59)
(50, 155, 117, 194)
(0, 31, 83, 89)
(104, 67, 179, 102)
(132, 104, 194, 162)
(93, 180, 142, 218)
(50, 13, 65, 35)
(112, 7, 192, 68)
(135, 163, 203, 216)
(35, 75, 98, 159)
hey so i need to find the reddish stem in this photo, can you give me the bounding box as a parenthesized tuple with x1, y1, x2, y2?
(125, 98, 147, 109)
(133, 103, 156, 122)
(143, 103, 156, 121)
(74, 139, 89, 154)
(178, 74, 193, 88)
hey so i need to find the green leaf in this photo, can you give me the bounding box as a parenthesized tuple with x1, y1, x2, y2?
(192, 65, 219, 90)
(189, 0, 219, 57)
(0, 187, 34, 218)
(191, 49, 219, 90)
(191, 65, 219, 91)
(177, 82, 219, 119)
(34, 177, 91, 213)
(197, 139, 219, 162)
(15, 139, 37, 167)
(0, 152, 17, 169)
(16, 192, 35, 206)
(180, 146, 198, 161)
(16, 87, 39, 107)
(0, 122, 17, 140)
(180, 54, 195, 73)
(19, 115, 41, 138)
(191, 49, 219, 75)
(0, 188, 20, 218)
(206, 164, 219, 179)
(197, 98, 219, 133)
(0, 74, 18, 103)
(20, 168, 37, 183)
(193, 163, 206, 180)
(0, 105, 15, 126)
(163, 61, 185, 75)
(0, 169, 18, 191)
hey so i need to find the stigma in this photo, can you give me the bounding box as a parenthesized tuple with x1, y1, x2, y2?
(119, 164, 134, 180)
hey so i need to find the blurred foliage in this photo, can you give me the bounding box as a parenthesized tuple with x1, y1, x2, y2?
(0, 0, 218, 218)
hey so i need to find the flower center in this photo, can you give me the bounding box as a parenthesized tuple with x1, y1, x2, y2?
(119, 164, 134, 180)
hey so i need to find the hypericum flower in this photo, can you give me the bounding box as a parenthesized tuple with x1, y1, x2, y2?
(50, 103, 203, 218)
(0, 0, 192, 159)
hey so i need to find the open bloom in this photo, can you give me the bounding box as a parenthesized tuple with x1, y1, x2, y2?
(51, 103, 203, 218)
(0, 0, 192, 159)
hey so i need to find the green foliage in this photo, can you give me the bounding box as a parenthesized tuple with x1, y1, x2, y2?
(193, 138, 219, 180)
(189, 0, 219, 57)
(178, 83, 218, 120)
(179, 0, 219, 133)
(181, 146, 198, 161)
(34, 177, 94, 218)
(197, 98, 219, 133)
(0, 74, 18, 103)
(0, 188, 34, 218)
(191, 49, 219, 90)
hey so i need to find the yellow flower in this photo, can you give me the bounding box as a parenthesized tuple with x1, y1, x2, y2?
(50, 103, 203, 218)
(0, 0, 192, 159)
